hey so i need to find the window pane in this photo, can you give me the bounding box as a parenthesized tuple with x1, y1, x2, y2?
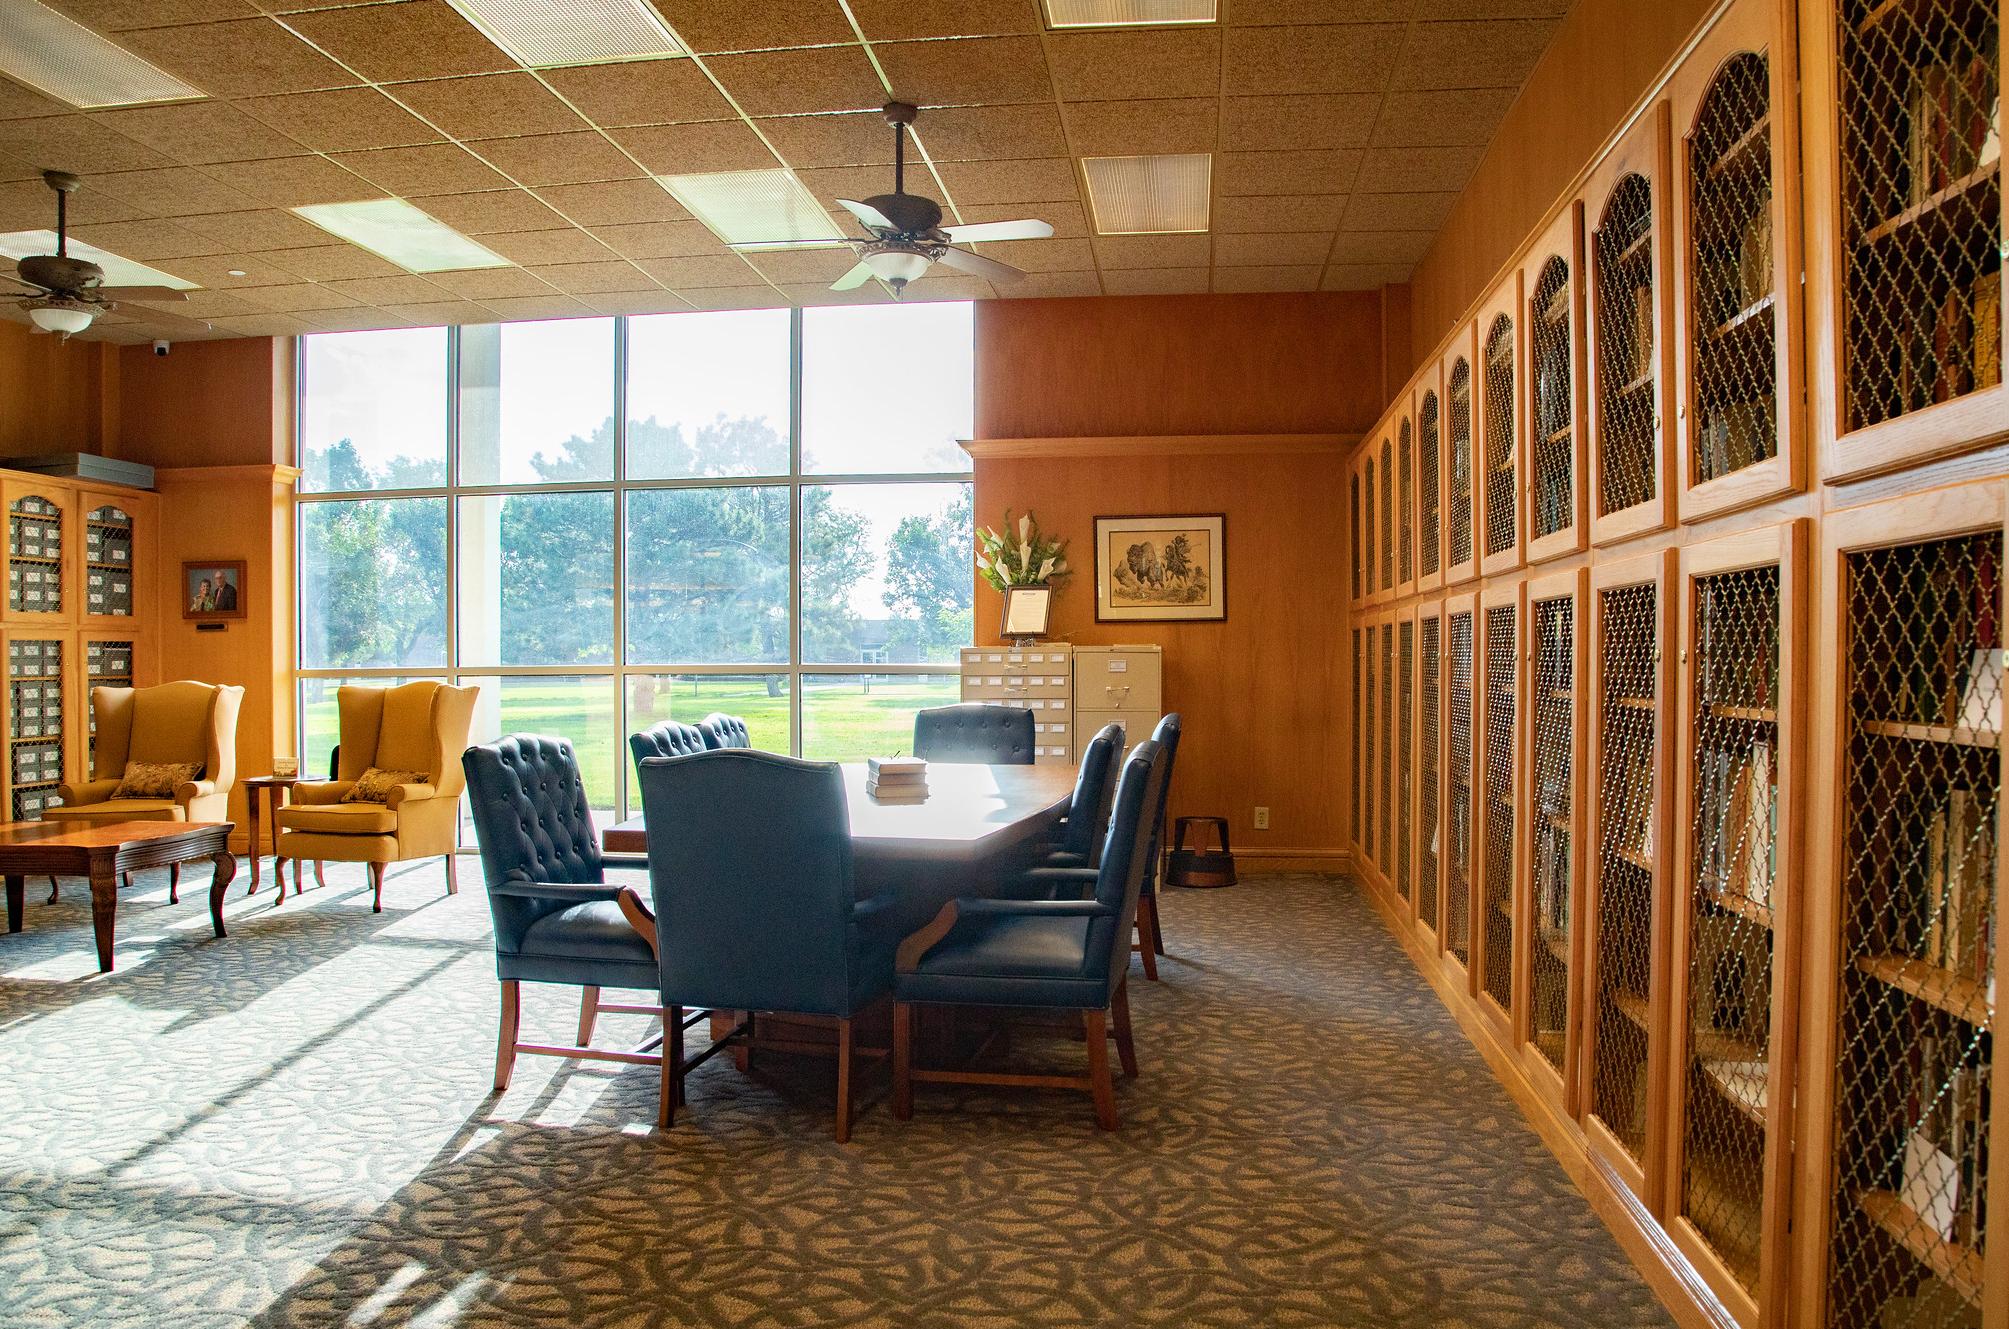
(801, 482, 972, 665)
(457, 492, 614, 666)
(624, 673, 789, 808)
(627, 309, 790, 479)
(300, 497, 447, 668)
(800, 673, 961, 762)
(624, 486, 789, 665)
(459, 319, 616, 485)
(299, 675, 442, 776)
(467, 675, 618, 815)
(802, 303, 972, 474)
(300, 328, 447, 492)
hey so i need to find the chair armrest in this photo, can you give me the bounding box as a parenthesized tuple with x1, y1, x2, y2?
(1043, 850, 1089, 869)
(616, 886, 657, 958)
(292, 780, 352, 805)
(897, 896, 1114, 972)
(488, 879, 626, 903)
(384, 782, 439, 809)
(174, 779, 218, 805)
(600, 854, 650, 873)
(57, 778, 120, 807)
(1018, 866, 1098, 899)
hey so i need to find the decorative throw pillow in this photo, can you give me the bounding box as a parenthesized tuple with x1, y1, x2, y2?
(343, 767, 427, 804)
(112, 761, 201, 800)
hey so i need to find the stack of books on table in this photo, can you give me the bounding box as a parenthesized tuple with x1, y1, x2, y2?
(866, 757, 928, 802)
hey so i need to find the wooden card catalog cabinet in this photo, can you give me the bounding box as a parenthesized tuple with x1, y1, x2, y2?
(1526, 203, 1591, 565)
(5, 481, 70, 623)
(959, 644, 1074, 764)
(1478, 273, 1526, 578)
(1443, 324, 1482, 586)
(6, 632, 68, 821)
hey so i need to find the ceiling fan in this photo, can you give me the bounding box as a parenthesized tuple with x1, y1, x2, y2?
(819, 102, 1054, 295)
(3, 170, 208, 340)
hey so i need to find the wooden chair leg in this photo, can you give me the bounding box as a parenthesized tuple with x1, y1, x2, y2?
(273, 857, 289, 901)
(892, 1002, 913, 1121)
(576, 985, 600, 1047)
(494, 980, 521, 1091)
(445, 853, 459, 895)
(1148, 889, 1167, 955)
(168, 862, 180, 904)
(1084, 1008, 1117, 1130)
(313, 860, 327, 889)
(47, 876, 58, 904)
(659, 1005, 682, 1129)
(368, 861, 386, 912)
(1134, 897, 1159, 981)
(122, 872, 133, 892)
(834, 1016, 855, 1144)
(1111, 980, 1138, 1078)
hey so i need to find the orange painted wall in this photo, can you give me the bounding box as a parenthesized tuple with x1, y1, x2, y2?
(117, 337, 292, 470)
(0, 321, 119, 460)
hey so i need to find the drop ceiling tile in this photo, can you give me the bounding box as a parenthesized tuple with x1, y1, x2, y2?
(540, 59, 736, 129)
(1007, 269, 1100, 297)
(585, 289, 694, 315)
(1044, 30, 1221, 102)
(70, 217, 231, 260)
(413, 188, 565, 234)
(1322, 260, 1413, 290)
(239, 88, 442, 153)
(915, 104, 1067, 161)
(1092, 234, 1210, 268)
(464, 132, 641, 187)
(1223, 24, 1403, 95)
(1391, 19, 1559, 90)
(284, 1, 513, 82)
(846, 0, 1040, 40)
(1220, 94, 1380, 151)
(479, 228, 616, 266)
(1230, 1, 1569, 19)
(387, 74, 590, 141)
(377, 299, 496, 324)
(324, 273, 451, 304)
(1213, 193, 1346, 232)
(797, 163, 941, 209)
(1371, 88, 1518, 147)
(476, 294, 598, 321)
(1354, 144, 1484, 194)
(607, 120, 774, 175)
(782, 280, 882, 306)
(422, 265, 556, 299)
(703, 45, 884, 117)
(1212, 264, 1320, 292)
(153, 253, 297, 286)
(204, 155, 381, 208)
(92, 165, 259, 216)
(50, 0, 255, 27)
(0, 116, 168, 174)
(1100, 267, 1209, 295)
(590, 219, 726, 259)
(118, 18, 361, 99)
(247, 243, 405, 280)
(306, 309, 422, 332)
(335, 144, 512, 196)
(902, 274, 991, 301)
(1214, 232, 1334, 266)
(638, 253, 761, 288)
(0, 81, 70, 120)
(969, 236, 1093, 272)
(676, 285, 789, 310)
(1326, 229, 1433, 264)
(534, 178, 688, 226)
(172, 288, 266, 317)
(1343, 189, 1457, 230)
(741, 247, 859, 284)
(231, 281, 366, 311)
(934, 157, 1078, 206)
(1061, 99, 1216, 157)
(872, 36, 1053, 107)
(0, 178, 145, 228)
(1216, 149, 1360, 196)
(184, 206, 348, 250)
(208, 312, 322, 335)
(91, 101, 308, 166)
(664, 1, 856, 52)
(960, 197, 1087, 238)
(756, 112, 893, 168)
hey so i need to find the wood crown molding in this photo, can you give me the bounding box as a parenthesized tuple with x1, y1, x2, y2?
(153, 463, 303, 483)
(962, 433, 1359, 461)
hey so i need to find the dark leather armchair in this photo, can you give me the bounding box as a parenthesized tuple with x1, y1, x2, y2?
(1046, 723, 1123, 869)
(629, 718, 708, 774)
(892, 737, 1169, 1130)
(1134, 713, 1182, 978)
(697, 712, 752, 750)
(464, 734, 670, 1095)
(912, 703, 1035, 764)
(638, 748, 899, 1140)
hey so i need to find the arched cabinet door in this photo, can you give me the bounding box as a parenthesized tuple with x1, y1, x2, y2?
(1414, 361, 1446, 597)
(1477, 271, 1526, 578)
(2, 480, 73, 626)
(1441, 322, 1481, 586)
(1524, 203, 1590, 566)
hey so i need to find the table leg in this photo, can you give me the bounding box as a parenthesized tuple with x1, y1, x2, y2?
(209, 849, 237, 939)
(88, 866, 118, 972)
(5, 875, 21, 934)
(248, 786, 262, 892)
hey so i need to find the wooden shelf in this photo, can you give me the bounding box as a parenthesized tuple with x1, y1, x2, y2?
(1703, 888, 1775, 929)
(1542, 422, 1573, 445)
(1542, 287, 1569, 324)
(1859, 160, 2000, 248)
(1706, 293, 1775, 345)
(1608, 368, 1655, 405)
(1611, 226, 1653, 270)
(1857, 718, 1999, 749)
(1709, 704, 1777, 723)
(1856, 1189, 1985, 1308)
(1704, 113, 1772, 183)
(1615, 844, 1654, 873)
(8, 554, 58, 566)
(1538, 928, 1569, 966)
(1695, 1052, 1768, 1127)
(1854, 953, 1993, 1026)
(1611, 988, 1651, 1032)
(1609, 694, 1655, 712)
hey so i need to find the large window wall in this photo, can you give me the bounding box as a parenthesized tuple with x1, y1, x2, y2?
(297, 304, 975, 821)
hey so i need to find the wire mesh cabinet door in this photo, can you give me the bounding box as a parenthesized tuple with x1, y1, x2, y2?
(1802, 0, 2007, 481)
(1397, 409, 1419, 600)
(1381, 613, 1397, 890)
(1585, 102, 1680, 549)
(1666, 520, 1807, 1328)
(1526, 567, 1590, 1120)
(1416, 365, 1446, 597)
(1581, 548, 1678, 1208)
(1796, 484, 2006, 1329)
(1351, 472, 1363, 606)
(1418, 601, 1446, 949)
(1445, 591, 1480, 991)
(1399, 607, 1418, 918)
(1477, 580, 1527, 1036)
(1365, 616, 1381, 885)
(1670, 0, 1807, 524)
(1526, 202, 1592, 567)
(1479, 270, 1527, 579)
(1443, 324, 1483, 587)
(1363, 451, 1380, 603)
(1352, 624, 1364, 858)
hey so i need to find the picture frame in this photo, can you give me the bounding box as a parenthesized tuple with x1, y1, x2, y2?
(1094, 514, 1226, 622)
(182, 560, 247, 621)
(1000, 584, 1053, 639)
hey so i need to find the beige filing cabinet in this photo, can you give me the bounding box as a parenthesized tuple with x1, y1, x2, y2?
(958, 643, 1074, 765)
(1073, 645, 1164, 752)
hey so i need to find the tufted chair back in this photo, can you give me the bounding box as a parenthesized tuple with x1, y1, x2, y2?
(1142, 713, 1183, 884)
(697, 712, 751, 750)
(912, 704, 1035, 765)
(1086, 739, 1170, 996)
(629, 719, 708, 778)
(1057, 724, 1124, 864)
(463, 734, 606, 953)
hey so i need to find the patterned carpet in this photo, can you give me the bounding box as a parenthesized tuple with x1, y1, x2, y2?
(0, 861, 1671, 1328)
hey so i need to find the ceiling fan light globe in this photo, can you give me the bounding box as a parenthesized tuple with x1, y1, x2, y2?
(28, 303, 93, 336)
(862, 248, 932, 285)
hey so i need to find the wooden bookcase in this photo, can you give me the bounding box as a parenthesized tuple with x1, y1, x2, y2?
(1445, 591, 1479, 986)
(1351, 624, 1364, 858)
(1444, 326, 1482, 586)
(1365, 615, 1382, 881)
(1582, 548, 1677, 1207)
(1417, 599, 1445, 947)
(1397, 609, 1417, 912)
(1526, 203, 1591, 566)
(1479, 272, 1527, 578)
(5, 479, 71, 626)
(1380, 612, 1396, 888)
(1586, 102, 1679, 547)
(1476, 580, 1525, 1035)
(1416, 364, 1446, 596)
(1525, 567, 1589, 1119)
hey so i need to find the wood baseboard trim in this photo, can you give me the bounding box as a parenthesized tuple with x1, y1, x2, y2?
(1227, 847, 1349, 874)
(1354, 875, 1737, 1329)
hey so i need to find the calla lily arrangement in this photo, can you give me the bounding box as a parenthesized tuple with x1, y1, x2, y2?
(976, 510, 1070, 593)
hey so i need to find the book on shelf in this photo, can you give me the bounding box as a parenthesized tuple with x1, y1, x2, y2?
(1975, 270, 2002, 392)
(1920, 789, 1992, 981)
(1907, 57, 1997, 206)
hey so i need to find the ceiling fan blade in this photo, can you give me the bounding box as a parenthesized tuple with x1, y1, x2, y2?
(834, 197, 895, 233)
(935, 246, 1025, 283)
(830, 260, 877, 292)
(940, 218, 1053, 243)
(92, 285, 188, 301)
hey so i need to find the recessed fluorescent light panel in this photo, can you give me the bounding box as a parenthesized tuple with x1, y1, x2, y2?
(0, 0, 204, 108)
(660, 169, 846, 251)
(1045, 0, 1216, 28)
(1082, 153, 1212, 234)
(0, 231, 197, 288)
(445, 0, 683, 69)
(292, 199, 509, 273)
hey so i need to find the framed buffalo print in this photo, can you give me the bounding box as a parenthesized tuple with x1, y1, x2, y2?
(1095, 514, 1226, 622)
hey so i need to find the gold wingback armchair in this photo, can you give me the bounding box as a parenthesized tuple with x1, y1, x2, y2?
(48, 681, 245, 825)
(274, 681, 479, 913)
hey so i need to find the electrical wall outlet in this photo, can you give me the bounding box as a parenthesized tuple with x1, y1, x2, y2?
(1253, 806, 1270, 830)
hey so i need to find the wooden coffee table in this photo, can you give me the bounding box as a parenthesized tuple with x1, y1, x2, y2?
(0, 821, 238, 972)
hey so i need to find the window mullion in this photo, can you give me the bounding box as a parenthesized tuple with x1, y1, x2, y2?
(788, 306, 805, 759)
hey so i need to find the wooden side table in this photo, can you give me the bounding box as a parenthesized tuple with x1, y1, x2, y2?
(243, 775, 297, 891)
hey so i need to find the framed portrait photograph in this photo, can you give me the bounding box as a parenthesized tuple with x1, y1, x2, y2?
(1001, 584, 1053, 638)
(1094, 514, 1226, 622)
(182, 560, 247, 621)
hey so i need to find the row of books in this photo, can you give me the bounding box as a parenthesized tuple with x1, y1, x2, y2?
(1897, 1034, 1988, 1249)
(1697, 740, 1776, 910)
(1903, 56, 1998, 210)
(1915, 789, 1993, 983)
